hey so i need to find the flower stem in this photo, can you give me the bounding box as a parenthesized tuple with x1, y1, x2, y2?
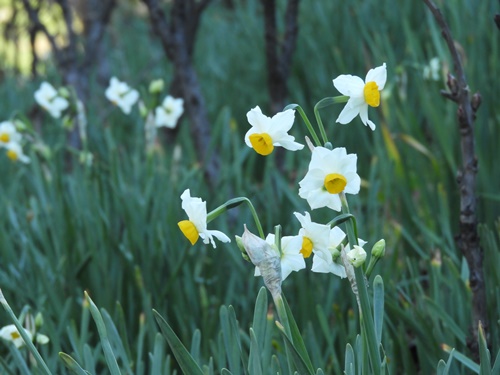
(313, 102, 329, 145)
(283, 104, 321, 147)
(207, 197, 265, 239)
(339, 193, 381, 374)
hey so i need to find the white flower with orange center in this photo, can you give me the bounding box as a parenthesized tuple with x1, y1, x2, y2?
(0, 122, 21, 146)
(333, 63, 387, 130)
(244, 106, 303, 156)
(178, 189, 231, 248)
(0, 324, 32, 348)
(5, 142, 30, 164)
(298, 146, 360, 211)
(34, 82, 69, 118)
(105, 77, 139, 115)
(253, 233, 305, 281)
(155, 95, 184, 128)
(294, 212, 331, 264)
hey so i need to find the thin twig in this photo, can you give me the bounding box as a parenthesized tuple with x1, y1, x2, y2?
(423, 0, 486, 360)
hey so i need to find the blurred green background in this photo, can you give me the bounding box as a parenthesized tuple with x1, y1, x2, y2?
(0, 0, 499, 373)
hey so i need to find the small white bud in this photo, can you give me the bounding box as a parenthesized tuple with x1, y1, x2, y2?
(346, 245, 367, 267)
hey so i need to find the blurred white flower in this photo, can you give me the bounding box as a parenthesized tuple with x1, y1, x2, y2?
(0, 121, 21, 146)
(311, 226, 347, 278)
(333, 63, 387, 130)
(34, 82, 69, 118)
(254, 233, 305, 281)
(155, 95, 184, 128)
(244, 106, 303, 156)
(5, 142, 30, 164)
(178, 189, 231, 248)
(0, 324, 32, 348)
(299, 147, 360, 211)
(105, 77, 139, 115)
(423, 57, 440, 81)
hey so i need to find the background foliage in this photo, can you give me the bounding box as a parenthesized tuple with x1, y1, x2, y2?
(0, 0, 499, 373)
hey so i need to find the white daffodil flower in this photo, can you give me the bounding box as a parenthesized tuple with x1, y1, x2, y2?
(311, 226, 347, 278)
(244, 106, 304, 156)
(294, 212, 332, 264)
(0, 324, 32, 348)
(178, 189, 231, 248)
(105, 77, 139, 115)
(155, 95, 184, 128)
(333, 63, 387, 130)
(34, 82, 69, 118)
(298, 147, 360, 211)
(0, 121, 21, 146)
(254, 233, 305, 282)
(5, 142, 30, 164)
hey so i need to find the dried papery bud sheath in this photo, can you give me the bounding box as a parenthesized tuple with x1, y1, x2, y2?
(242, 225, 282, 298)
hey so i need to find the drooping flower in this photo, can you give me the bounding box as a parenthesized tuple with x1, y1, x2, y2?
(0, 121, 21, 146)
(244, 106, 304, 156)
(0, 324, 32, 348)
(178, 189, 231, 248)
(254, 233, 305, 282)
(155, 95, 184, 128)
(311, 226, 347, 278)
(4, 142, 30, 163)
(34, 82, 69, 118)
(298, 146, 360, 211)
(332, 63, 387, 130)
(105, 77, 139, 115)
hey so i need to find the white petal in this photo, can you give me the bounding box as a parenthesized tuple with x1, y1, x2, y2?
(336, 100, 361, 124)
(246, 106, 269, 132)
(358, 105, 376, 130)
(270, 109, 295, 133)
(365, 63, 387, 90)
(333, 75, 364, 96)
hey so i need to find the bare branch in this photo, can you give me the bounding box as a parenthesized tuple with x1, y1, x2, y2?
(20, 0, 60, 55)
(423, 0, 486, 359)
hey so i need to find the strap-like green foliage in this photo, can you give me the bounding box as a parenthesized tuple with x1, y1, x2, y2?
(153, 309, 205, 375)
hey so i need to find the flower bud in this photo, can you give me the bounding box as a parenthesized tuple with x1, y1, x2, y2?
(235, 235, 250, 262)
(58, 87, 70, 98)
(149, 79, 164, 94)
(35, 312, 44, 329)
(371, 239, 385, 259)
(13, 119, 27, 131)
(346, 245, 366, 267)
(242, 225, 281, 297)
(138, 101, 148, 118)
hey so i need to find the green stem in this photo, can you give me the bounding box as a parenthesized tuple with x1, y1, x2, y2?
(283, 104, 321, 147)
(0, 290, 53, 375)
(339, 193, 381, 375)
(313, 102, 329, 145)
(207, 197, 265, 239)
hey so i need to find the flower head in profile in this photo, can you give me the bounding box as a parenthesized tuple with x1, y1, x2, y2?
(0, 121, 21, 146)
(34, 82, 69, 118)
(346, 244, 367, 267)
(105, 77, 139, 115)
(155, 95, 184, 128)
(294, 212, 331, 263)
(311, 226, 347, 278)
(178, 189, 231, 248)
(244, 106, 304, 156)
(4, 142, 30, 164)
(254, 233, 306, 282)
(0, 324, 32, 348)
(299, 147, 360, 211)
(333, 63, 387, 130)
